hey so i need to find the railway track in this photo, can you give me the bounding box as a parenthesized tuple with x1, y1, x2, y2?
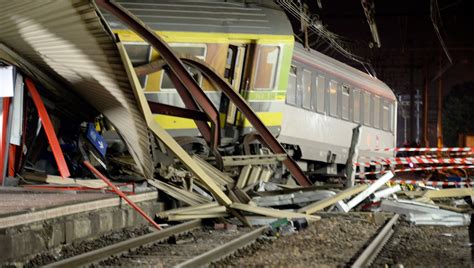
(351, 214, 400, 267)
(46, 219, 268, 267)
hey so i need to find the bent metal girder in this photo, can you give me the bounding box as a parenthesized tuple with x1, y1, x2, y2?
(96, 0, 219, 154)
(135, 58, 312, 186)
(165, 67, 212, 143)
(137, 58, 212, 143)
(182, 58, 312, 187)
(96, 0, 311, 186)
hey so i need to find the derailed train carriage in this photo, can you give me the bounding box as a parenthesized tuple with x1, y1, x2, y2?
(104, 0, 397, 178)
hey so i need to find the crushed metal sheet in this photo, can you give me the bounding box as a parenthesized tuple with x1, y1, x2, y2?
(0, 0, 154, 178)
(117, 42, 233, 206)
(298, 184, 368, 214)
(380, 199, 471, 226)
(253, 190, 336, 207)
(230, 203, 321, 221)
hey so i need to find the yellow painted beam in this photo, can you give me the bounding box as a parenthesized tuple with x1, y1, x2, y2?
(423, 188, 474, 199)
(297, 184, 369, 215)
(118, 42, 232, 206)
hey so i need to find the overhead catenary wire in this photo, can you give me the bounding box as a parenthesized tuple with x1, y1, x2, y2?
(430, 0, 453, 81)
(277, 0, 377, 77)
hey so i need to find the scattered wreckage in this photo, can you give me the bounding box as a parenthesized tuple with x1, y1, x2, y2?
(0, 0, 472, 234)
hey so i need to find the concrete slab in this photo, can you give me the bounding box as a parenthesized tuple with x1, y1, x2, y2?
(0, 188, 164, 264)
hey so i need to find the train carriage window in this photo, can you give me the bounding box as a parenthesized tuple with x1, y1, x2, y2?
(363, 92, 371, 126)
(315, 75, 325, 113)
(253, 46, 280, 90)
(161, 44, 206, 90)
(342, 85, 350, 120)
(353, 89, 361, 123)
(329, 80, 338, 116)
(124, 43, 151, 88)
(302, 69, 312, 109)
(374, 96, 381, 129)
(286, 66, 297, 105)
(382, 100, 390, 131)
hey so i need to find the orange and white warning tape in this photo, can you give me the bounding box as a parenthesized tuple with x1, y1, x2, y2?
(355, 157, 474, 167)
(356, 178, 474, 187)
(356, 165, 474, 176)
(358, 150, 474, 160)
(423, 151, 474, 157)
(369, 147, 473, 152)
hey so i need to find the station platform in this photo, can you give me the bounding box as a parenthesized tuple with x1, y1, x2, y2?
(0, 187, 164, 264)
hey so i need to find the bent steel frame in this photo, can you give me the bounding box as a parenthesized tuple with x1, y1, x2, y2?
(95, 0, 311, 186)
(96, 0, 219, 154)
(182, 58, 312, 186)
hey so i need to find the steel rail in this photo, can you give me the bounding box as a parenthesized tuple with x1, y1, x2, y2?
(96, 0, 219, 153)
(176, 225, 269, 267)
(351, 214, 399, 267)
(45, 220, 202, 267)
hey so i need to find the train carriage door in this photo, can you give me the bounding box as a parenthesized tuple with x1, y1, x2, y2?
(224, 44, 246, 125)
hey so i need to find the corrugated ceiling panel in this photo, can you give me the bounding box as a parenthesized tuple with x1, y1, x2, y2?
(0, 0, 154, 179)
(104, 0, 293, 35)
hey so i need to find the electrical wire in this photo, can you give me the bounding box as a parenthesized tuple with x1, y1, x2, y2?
(277, 0, 377, 77)
(430, 0, 453, 81)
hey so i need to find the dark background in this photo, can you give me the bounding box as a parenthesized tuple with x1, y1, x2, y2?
(280, 0, 474, 147)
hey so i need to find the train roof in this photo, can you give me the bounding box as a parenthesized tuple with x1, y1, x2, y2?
(103, 0, 293, 36)
(293, 43, 396, 101)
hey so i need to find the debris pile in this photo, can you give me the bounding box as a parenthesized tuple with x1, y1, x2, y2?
(0, 0, 472, 232)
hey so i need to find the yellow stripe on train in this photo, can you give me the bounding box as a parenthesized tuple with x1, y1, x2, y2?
(113, 30, 294, 45)
(153, 112, 283, 130)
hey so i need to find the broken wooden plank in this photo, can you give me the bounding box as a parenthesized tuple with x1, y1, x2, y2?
(158, 205, 226, 220)
(253, 190, 336, 207)
(148, 179, 209, 206)
(236, 165, 251, 189)
(233, 187, 254, 205)
(246, 166, 262, 186)
(118, 43, 232, 206)
(422, 188, 474, 199)
(167, 213, 228, 221)
(230, 203, 320, 221)
(297, 184, 368, 214)
(259, 168, 273, 183)
(255, 183, 344, 196)
(156, 202, 219, 218)
(437, 204, 472, 213)
(23, 172, 107, 189)
(192, 155, 234, 186)
(177, 206, 226, 215)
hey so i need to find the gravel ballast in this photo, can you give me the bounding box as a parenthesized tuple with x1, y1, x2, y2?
(218, 215, 382, 267)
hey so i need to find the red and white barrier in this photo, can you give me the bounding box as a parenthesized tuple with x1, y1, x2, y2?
(422, 151, 474, 157)
(356, 165, 474, 176)
(368, 147, 473, 152)
(356, 178, 474, 187)
(355, 157, 474, 167)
